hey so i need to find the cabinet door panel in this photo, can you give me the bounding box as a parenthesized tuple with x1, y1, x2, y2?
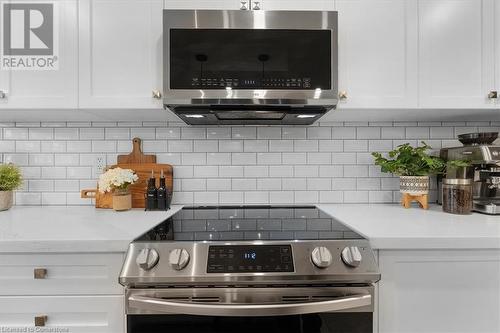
(418, 0, 495, 108)
(164, 0, 239, 9)
(79, 0, 163, 108)
(336, 0, 417, 108)
(0, 295, 124, 333)
(263, 0, 334, 10)
(0, 0, 78, 109)
(379, 250, 500, 333)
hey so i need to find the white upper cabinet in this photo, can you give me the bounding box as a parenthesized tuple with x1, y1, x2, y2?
(164, 0, 240, 10)
(78, 0, 163, 109)
(335, 0, 418, 109)
(0, 0, 78, 109)
(262, 0, 334, 11)
(418, 0, 496, 108)
(496, 1, 500, 107)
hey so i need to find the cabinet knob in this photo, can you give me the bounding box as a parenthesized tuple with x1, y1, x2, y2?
(240, 1, 249, 10)
(34, 268, 47, 279)
(152, 90, 162, 99)
(488, 91, 498, 99)
(34, 315, 48, 327)
(0, 90, 6, 99)
(252, 1, 261, 10)
(339, 91, 348, 100)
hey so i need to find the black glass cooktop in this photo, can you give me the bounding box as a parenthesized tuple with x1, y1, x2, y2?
(135, 206, 363, 242)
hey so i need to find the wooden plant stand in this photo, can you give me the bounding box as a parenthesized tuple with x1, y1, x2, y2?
(401, 193, 429, 209)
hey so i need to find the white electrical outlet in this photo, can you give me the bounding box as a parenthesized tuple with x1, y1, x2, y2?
(94, 155, 106, 178)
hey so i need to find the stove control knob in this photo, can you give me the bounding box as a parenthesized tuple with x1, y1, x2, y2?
(311, 246, 332, 268)
(341, 246, 362, 268)
(169, 248, 190, 271)
(136, 248, 159, 271)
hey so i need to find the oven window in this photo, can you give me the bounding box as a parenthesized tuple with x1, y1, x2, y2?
(128, 314, 372, 333)
(169, 29, 331, 90)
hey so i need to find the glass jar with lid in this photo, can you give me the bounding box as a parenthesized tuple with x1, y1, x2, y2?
(442, 178, 473, 215)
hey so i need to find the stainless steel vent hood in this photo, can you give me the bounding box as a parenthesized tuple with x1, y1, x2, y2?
(163, 10, 338, 125)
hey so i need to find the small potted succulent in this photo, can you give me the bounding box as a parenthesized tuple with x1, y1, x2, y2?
(98, 167, 138, 211)
(0, 164, 23, 211)
(372, 142, 468, 196)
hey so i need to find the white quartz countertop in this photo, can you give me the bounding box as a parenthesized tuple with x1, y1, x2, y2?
(318, 204, 500, 249)
(0, 205, 183, 253)
(1, 204, 499, 253)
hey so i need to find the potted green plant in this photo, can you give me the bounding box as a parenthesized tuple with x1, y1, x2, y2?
(372, 142, 468, 196)
(0, 164, 23, 211)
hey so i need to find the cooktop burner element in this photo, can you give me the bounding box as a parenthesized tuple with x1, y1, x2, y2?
(135, 205, 364, 242)
(120, 205, 379, 289)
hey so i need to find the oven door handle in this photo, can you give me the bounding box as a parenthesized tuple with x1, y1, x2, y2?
(128, 294, 372, 317)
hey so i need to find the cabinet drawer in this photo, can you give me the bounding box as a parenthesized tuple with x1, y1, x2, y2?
(0, 253, 124, 295)
(0, 295, 124, 333)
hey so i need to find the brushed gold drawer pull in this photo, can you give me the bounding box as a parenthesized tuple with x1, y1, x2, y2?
(34, 315, 48, 327)
(34, 268, 47, 279)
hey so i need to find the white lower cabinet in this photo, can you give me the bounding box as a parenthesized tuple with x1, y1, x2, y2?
(378, 250, 500, 333)
(0, 252, 126, 333)
(0, 295, 124, 333)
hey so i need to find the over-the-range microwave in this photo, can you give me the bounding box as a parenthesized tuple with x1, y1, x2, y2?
(162, 10, 338, 125)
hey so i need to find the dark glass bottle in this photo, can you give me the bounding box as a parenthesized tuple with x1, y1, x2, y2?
(146, 170, 157, 210)
(157, 169, 167, 210)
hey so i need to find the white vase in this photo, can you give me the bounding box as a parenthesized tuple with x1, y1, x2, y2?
(399, 176, 430, 195)
(0, 191, 14, 211)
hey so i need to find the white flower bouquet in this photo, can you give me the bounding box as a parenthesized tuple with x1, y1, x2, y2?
(98, 167, 139, 193)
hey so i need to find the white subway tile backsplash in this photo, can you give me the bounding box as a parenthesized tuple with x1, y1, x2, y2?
(232, 127, 256, 139)
(343, 140, 368, 152)
(182, 127, 206, 139)
(406, 127, 429, 139)
(244, 140, 269, 152)
(41, 167, 67, 179)
(356, 127, 380, 139)
(131, 128, 155, 139)
(194, 140, 218, 152)
(4, 128, 28, 140)
(257, 152, 281, 165)
(29, 128, 53, 140)
(232, 153, 256, 165)
(16, 141, 40, 153)
(294, 140, 318, 152)
(5, 121, 497, 206)
(168, 140, 193, 152)
(307, 127, 331, 139)
(332, 127, 356, 139)
(269, 140, 294, 152)
(193, 165, 219, 178)
(156, 128, 180, 139)
(41, 141, 67, 153)
(29, 154, 54, 166)
(257, 178, 281, 190)
(0, 141, 15, 152)
(257, 127, 281, 139)
(282, 127, 306, 139)
(54, 128, 79, 140)
(282, 153, 306, 164)
(219, 140, 243, 152)
(207, 153, 231, 165)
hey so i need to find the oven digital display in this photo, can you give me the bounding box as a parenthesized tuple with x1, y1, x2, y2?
(207, 245, 294, 273)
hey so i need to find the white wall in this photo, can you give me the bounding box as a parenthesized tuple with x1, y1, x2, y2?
(1, 120, 498, 206)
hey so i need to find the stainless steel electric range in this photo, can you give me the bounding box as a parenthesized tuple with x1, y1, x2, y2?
(120, 206, 380, 333)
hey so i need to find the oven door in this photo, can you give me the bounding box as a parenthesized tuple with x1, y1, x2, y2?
(126, 286, 374, 333)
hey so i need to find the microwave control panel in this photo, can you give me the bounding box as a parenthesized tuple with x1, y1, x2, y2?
(191, 77, 312, 89)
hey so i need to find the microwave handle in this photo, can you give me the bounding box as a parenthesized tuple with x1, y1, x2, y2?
(128, 294, 371, 317)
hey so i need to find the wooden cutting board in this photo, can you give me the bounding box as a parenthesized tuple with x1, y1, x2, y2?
(80, 138, 172, 209)
(117, 137, 156, 164)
